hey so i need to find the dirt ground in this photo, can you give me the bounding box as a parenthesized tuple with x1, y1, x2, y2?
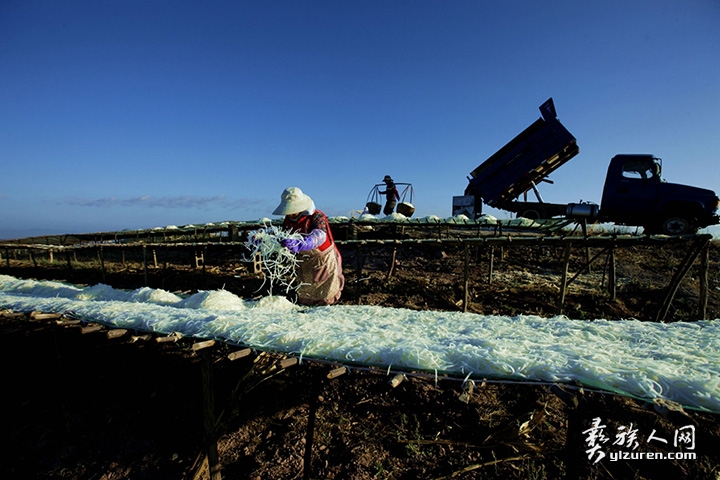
(1, 236, 719, 479)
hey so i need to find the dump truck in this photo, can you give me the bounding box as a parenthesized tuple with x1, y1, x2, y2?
(453, 98, 719, 234)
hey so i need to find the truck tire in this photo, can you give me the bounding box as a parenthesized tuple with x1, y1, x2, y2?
(660, 216, 696, 235)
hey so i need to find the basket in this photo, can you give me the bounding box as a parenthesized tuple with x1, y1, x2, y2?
(365, 201, 382, 215)
(397, 185, 416, 217)
(397, 202, 415, 217)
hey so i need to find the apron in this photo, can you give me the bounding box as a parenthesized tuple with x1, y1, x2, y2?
(296, 244, 345, 305)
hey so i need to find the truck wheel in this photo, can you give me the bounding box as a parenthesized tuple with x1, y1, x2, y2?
(661, 216, 695, 235)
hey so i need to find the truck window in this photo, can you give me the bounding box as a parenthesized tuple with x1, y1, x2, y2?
(622, 158, 657, 180)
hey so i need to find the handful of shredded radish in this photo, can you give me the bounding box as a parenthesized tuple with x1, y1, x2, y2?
(245, 224, 303, 295)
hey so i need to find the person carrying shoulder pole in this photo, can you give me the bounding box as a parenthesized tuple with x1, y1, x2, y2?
(379, 175, 400, 216)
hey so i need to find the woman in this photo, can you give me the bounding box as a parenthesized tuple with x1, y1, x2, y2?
(273, 187, 345, 305)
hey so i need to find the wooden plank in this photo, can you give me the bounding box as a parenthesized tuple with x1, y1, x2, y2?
(130, 334, 153, 343)
(30, 311, 63, 320)
(81, 325, 103, 334)
(56, 318, 82, 326)
(192, 340, 217, 351)
(107, 329, 128, 339)
(327, 366, 347, 379)
(389, 373, 405, 388)
(227, 348, 252, 361)
(280, 357, 298, 369)
(157, 335, 181, 343)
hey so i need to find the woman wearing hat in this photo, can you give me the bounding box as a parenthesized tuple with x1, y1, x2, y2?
(273, 187, 345, 305)
(379, 175, 400, 216)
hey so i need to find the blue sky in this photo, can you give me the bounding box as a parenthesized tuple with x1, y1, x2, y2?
(1, 1, 719, 239)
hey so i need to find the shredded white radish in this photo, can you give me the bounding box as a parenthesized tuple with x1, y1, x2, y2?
(1, 274, 719, 413)
(244, 223, 304, 296)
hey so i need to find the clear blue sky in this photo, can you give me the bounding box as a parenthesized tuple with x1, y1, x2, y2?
(2, 1, 719, 239)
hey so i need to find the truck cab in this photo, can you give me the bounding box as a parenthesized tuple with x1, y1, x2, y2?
(599, 154, 719, 234)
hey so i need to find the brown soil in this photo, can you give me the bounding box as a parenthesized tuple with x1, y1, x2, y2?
(1, 238, 719, 479)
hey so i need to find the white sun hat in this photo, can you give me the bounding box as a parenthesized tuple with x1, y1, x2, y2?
(272, 187, 314, 215)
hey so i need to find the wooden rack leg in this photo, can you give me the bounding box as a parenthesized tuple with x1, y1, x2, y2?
(698, 243, 709, 320)
(487, 246, 494, 284)
(142, 245, 149, 286)
(608, 247, 617, 301)
(65, 251, 73, 272)
(656, 237, 710, 321)
(387, 246, 397, 280)
(355, 245, 363, 304)
(557, 242, 573, 315)
(463, 244, 471, 313)
(99, 246, 106, 283)
(200, 349, 222, 480)
(302, 374, 322, 480)
(581, 220, 591, 274)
